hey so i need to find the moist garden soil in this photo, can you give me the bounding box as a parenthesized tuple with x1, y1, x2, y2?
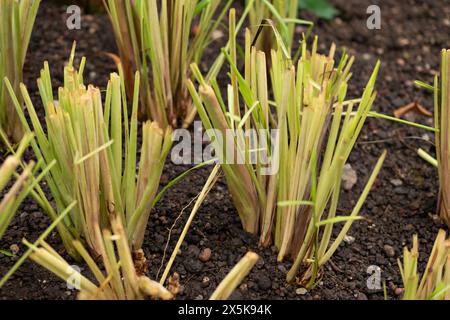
(1, 0, 449, 300)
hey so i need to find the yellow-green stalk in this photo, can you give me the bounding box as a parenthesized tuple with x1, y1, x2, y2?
(210, 252, 259, 300)
(398, 230, 450, 300)
(435, 50, 450, 227)
(0, 133, 34, 239)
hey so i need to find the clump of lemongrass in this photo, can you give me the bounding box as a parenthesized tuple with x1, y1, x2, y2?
(104, 0, 235, 129)
(210, 252, 259, 300)
(188, 15, 384, 286)
(24, 216, 173, 300)
(416, 50, 450, 228)
(246, 0, 312, 58)
(25, 225, 258, 300)
(0, 0, 40, 143)
(0, 133, 35, 239)
(5, 47, 172, 258)
(398, 230, 450, 300)
(414, 49, 450, 228)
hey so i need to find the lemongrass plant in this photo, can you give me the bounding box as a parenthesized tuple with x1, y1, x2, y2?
(4, 47, 172, 258)
(25, 215, 174, 300)
(413, 49, 450, 228)
(246, 0, 313, 57)
(416, 50, 450, 228)
(20, 189, 259, 300)
(104, 0, 235, 129)
(25, 220, 258, 300)
(398, 230, 450, 300)
(0, 0, 40, 143)
(188, 15, 384, 285)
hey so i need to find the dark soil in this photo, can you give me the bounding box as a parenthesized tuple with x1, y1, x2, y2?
(1, 0, 449, 300)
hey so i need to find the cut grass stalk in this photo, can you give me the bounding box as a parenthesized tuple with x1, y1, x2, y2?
(159, 165, 220, 285)
(5, 48, 172, 257)
(0, 0, 40, 143)
(398, 230, 450, 300)
(188, 16, 384, 285)
(210, 251, 259, 300)
(104, 0, 235, 129)
(417, 148, 438, 168)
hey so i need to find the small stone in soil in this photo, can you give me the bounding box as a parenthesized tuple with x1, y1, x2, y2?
(383, 244, 396, 257)
(201, 276, 210, 288)
(342, 164, 358, 190)
(395, 287, 405, 296)
(344, 235, 356, 244)
(183, 258, 203, 274)
(199, 248, 212, 262)
(296, 288, 308, 295)
(356, 292, 368, 300)
(277, 265, 287, 273)
(9, 244, 19, 255)
(390, 179, 403, 187)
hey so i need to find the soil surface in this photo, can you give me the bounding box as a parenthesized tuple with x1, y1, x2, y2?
(1, 0, 449, 300)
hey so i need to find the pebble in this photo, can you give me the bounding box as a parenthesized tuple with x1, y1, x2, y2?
(187, 245, 200, 257)
(404, 224, 414, 231)
(383, 244, 396, 257)
(9, 244, 19, 255)
(183, 258, 203, 274)
(256, 257, 265, 269)
(277, 265, 287, 273)
(395, 287, 405, 296)
(296, 288, 308, 295)
(257, 275, 272, 290)
(199, 248, 212, 262)
(344, 235, 355, 244)
(342, 164, 358, 190)
(362, 53, 372, 61)
(421, 134, 431, 142)
(390, 179, 403, 187)
(201, 276, 210, 288)
(356, 292, 368, 300)
(31, 211, 43, 219)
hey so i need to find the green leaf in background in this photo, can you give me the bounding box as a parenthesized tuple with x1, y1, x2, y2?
(299, 0, 339, 20)
(0, 249, 14, 257)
